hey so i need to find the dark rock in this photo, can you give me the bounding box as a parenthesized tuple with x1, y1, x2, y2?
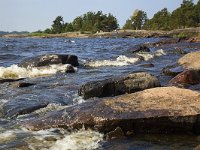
(23, 87, 200, 135)
(78, 72, 160, 99)
(18, 82, 35, 88)
(3, 99, 48, 118)
(174, 47, 187, 54)
(129, 44, 150, 53)
(19, 54, 79, 68)
(0, 78, 25, 83)
(162, 64, 184, 76)
(139, 63, 154, 68)
(151, 38, 181, 47)
(65, 65, 76, 73)
(105, 127, 125, 140)
(169, 70, 200, 86)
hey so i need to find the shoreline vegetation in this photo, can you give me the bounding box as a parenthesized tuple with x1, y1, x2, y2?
(1, 0, 199, 39)
(1, 27, 200, 39)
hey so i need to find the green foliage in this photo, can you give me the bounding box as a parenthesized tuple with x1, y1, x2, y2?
(143, 8, 171, 30)
(72, 11, 118, 32)
(123, 9, 147, 30)
(177, 33, 188, 39)
(51, 16, 64, 34)
(43, 11, 118, 34)
(125, 0, 200, 31)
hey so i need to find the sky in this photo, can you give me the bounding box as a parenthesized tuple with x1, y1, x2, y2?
(0, 0, 198, 32)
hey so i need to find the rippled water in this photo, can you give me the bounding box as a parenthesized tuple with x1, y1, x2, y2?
(0, 37, 200, 149)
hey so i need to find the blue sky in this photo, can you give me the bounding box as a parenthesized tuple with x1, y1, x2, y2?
(0, 0, 198, 32)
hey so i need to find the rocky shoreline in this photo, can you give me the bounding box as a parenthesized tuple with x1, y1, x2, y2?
(1, 36, 200, 141)
(1, 27, 200, 39)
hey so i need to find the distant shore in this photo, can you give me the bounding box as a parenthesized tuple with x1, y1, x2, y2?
(1, 27, 200, 39)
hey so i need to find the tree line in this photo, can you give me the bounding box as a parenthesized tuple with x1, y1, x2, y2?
(40, 0, 199, 34)
(124, 0, 200, 30)
(42, 11, 118, 34)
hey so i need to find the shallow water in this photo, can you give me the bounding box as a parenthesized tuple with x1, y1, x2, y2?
(0, 37, 200, 149)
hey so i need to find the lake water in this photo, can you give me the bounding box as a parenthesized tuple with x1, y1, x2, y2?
(0, 37, 200, 149)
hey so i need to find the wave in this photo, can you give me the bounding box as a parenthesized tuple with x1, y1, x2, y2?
(86, 49, 166, 67)
(86, 55, 140, 67)
(0, 64, 77, 79)
(50, 129, 103, 150)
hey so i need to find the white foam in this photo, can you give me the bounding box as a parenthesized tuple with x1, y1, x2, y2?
(154, 49, 166, 57)
(86, 55, 139, 67)
(0, 130, 16, 143)
(33, 103, 68, 116)
(50, 129, 103, 150)
(0, 64, 77, 79)
(137, 49, 166, 61)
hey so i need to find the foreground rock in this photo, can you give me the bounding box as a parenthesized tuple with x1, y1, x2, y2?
(23, 87, 200, 134)
(169, 51, 200, 86)
(19, 54, 79, 68)
(78, 72, 160, 99)
(178, 51, 200, 70)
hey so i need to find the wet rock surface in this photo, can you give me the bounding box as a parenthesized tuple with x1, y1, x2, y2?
(78, 72, 160, 99)
(129, 44, 150, 53)
(19, 54, 79, 68)
(162, 64, 184, 76)
(3, 99, 49, 118)
(23, 87, 200, 135)
(0, 78, 25, 83)
(18, 82, 35, 88)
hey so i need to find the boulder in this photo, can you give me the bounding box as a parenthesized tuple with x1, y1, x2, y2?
(18, 82, 35, 88)
(23, 87, 200, 134)
(139, 63, 154, 68)
(78, 72, 160, 99)
(178, 51, 200, 70)
(19, 54, 79, 68)
(169, 70, 200, 86)
(129, 44, 150, 53)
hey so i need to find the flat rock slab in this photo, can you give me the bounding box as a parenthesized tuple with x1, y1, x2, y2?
(178, 51, 200, 70)
(19, 54, 79, 68)
(3, 99, 49, 118)
(23, 87, 200, 134)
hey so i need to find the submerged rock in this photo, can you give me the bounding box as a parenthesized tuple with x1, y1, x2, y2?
(0, 78, 25, 84)
(129, 44, 150, 53)
(3, 99, 48, 118)
(18, 82, 35, 88)
(78, 72, 160, 99)
(19, 54, 79, 68)
(23, 87, 200, 135)
(162, 64, 184, 76)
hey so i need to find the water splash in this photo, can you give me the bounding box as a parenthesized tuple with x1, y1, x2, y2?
(86, 49, 166, 67)
(50, 129, 104, 150)
(86, 55, 140, 67)
(0, 64, 77, 79)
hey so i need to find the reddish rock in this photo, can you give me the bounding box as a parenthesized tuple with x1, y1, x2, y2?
(22, 87, 200, 134)
(169, 70, 200, 86)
